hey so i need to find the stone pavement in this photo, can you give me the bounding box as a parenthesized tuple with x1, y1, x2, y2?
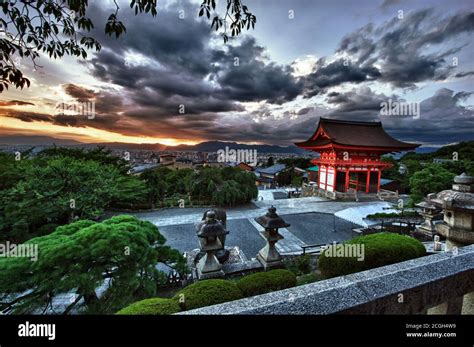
(257, 188, 288, 201)
(130, 197, 391, 259)
(247, 217, 306, 255)
(136, 197, 387, 227)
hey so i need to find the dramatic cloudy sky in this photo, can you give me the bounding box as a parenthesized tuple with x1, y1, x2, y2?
(0, 0, 473, 146)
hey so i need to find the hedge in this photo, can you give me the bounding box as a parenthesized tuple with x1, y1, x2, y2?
(173, 279, 243, 311)
(237, 269, 297, 297)
(318, 232, 426, 279)
(366, 211, 419, 219)
(116, 298, 180, 315)
(285, 254, 312, 275)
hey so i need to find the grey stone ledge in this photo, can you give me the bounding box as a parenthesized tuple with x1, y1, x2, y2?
(178, 244, 474, 315)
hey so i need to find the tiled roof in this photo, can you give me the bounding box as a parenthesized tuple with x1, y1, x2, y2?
(296, 118, 420, 150)
(255, 164, 287, 175)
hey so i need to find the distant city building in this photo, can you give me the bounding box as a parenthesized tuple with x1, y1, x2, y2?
(254, 164, 288, 188)
(236, 162, 254, 172)
(159, 154, 177, 166)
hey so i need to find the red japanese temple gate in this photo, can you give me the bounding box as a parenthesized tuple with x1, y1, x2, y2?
(295, 118, 419, 194)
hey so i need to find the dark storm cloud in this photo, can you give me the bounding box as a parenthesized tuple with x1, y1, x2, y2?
(326, 86, 402, 121)
(3, 111, 51, 123)
(80, 3, 473, 138)
(212, 37, 303, 104)
(85, 1, 214, 77)
(0, 100, 35, 107)
(60, 83, 124, 115)
(323, 86, 474, 144)
(0, 83, 129, 134)
(63, 84, 97, 102)
(77, 3, 307, 139)
(302, 58, 381, 97)
(380, 0, 404, 9)
(338, 24, 377, 65)
(10, 1, 472, 147)
(455, 71, 474, 78)
(297, 9, 473, 96)
(337, 9, 474, 88)
(85, 2, 302, 106)
(297, 107, 314, 115)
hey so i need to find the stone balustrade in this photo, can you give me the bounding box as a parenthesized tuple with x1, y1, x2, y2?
(180, 244, 474, 315)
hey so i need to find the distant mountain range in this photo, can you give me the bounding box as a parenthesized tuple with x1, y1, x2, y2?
(0, 135, 306, 154)
(0, 135, 84, 146)
(165, 141, 305, 154)
(0, 134, 444, 154)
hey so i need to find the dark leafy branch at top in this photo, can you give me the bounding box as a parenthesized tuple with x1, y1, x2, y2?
(0, 0, 256, 93)
(199, 0, 256, 44)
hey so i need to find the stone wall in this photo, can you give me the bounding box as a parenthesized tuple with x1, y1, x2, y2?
(179, 244, 474, 315)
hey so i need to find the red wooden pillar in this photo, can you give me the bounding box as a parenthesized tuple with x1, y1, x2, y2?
(365, 169, 370, 193)
(324, 165, 328, 191)
(377, 168, 382, 192)
(345, 169, 349, 192)
(317, 165, 320, 186)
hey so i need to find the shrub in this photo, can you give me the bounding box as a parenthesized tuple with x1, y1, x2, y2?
(237, 269, 297, 297)
(174, 279, 243, 311)
(116, 298, 180, 315)
(285, 255, 312, 275)
(366, 211, 419, 219)
(318, 232, 426, 279)
(296, 272, 323, 286)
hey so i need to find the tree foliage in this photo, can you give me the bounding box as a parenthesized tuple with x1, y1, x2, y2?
(380, 156, 401, 180)
(401, 141, 474, 163)
(384, 141, 474, 198)
(140, 167, 169, 208)
(408, 164, 456, 203)
(0, 215, 186, 315)
(38, 145, 131, 173)
(0, 151, 147, 242)
(140, 166, 256, 207)
(187, 167, 257, 206)
(278, 157, 312, 170)
(266, 156, 274, 167)
(202, 0, 256, 43)
(0, 0, 255, 92)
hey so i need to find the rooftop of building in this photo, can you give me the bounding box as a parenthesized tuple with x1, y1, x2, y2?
(255, 164, 287, 175)
(295, 117, 420, 151)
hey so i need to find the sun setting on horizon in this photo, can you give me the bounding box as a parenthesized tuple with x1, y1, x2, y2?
(0, 116, 200, 146)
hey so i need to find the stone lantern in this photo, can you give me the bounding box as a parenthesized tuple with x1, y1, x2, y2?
(196, 211, 229, 279)
(255, 206, 289, 270)
(426, 173, 474, 315)
(201, 209, 229, 263)
(430, 173, 474, 250)
(416, 193, 442, 238)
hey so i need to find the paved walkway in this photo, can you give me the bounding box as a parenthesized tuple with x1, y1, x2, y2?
(247, 217, 306, 255)
(257, 188, 289, 201)
(129, 197, 391, 258)
(335, 202, 395, 227)
(137, 197, 386, 227)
